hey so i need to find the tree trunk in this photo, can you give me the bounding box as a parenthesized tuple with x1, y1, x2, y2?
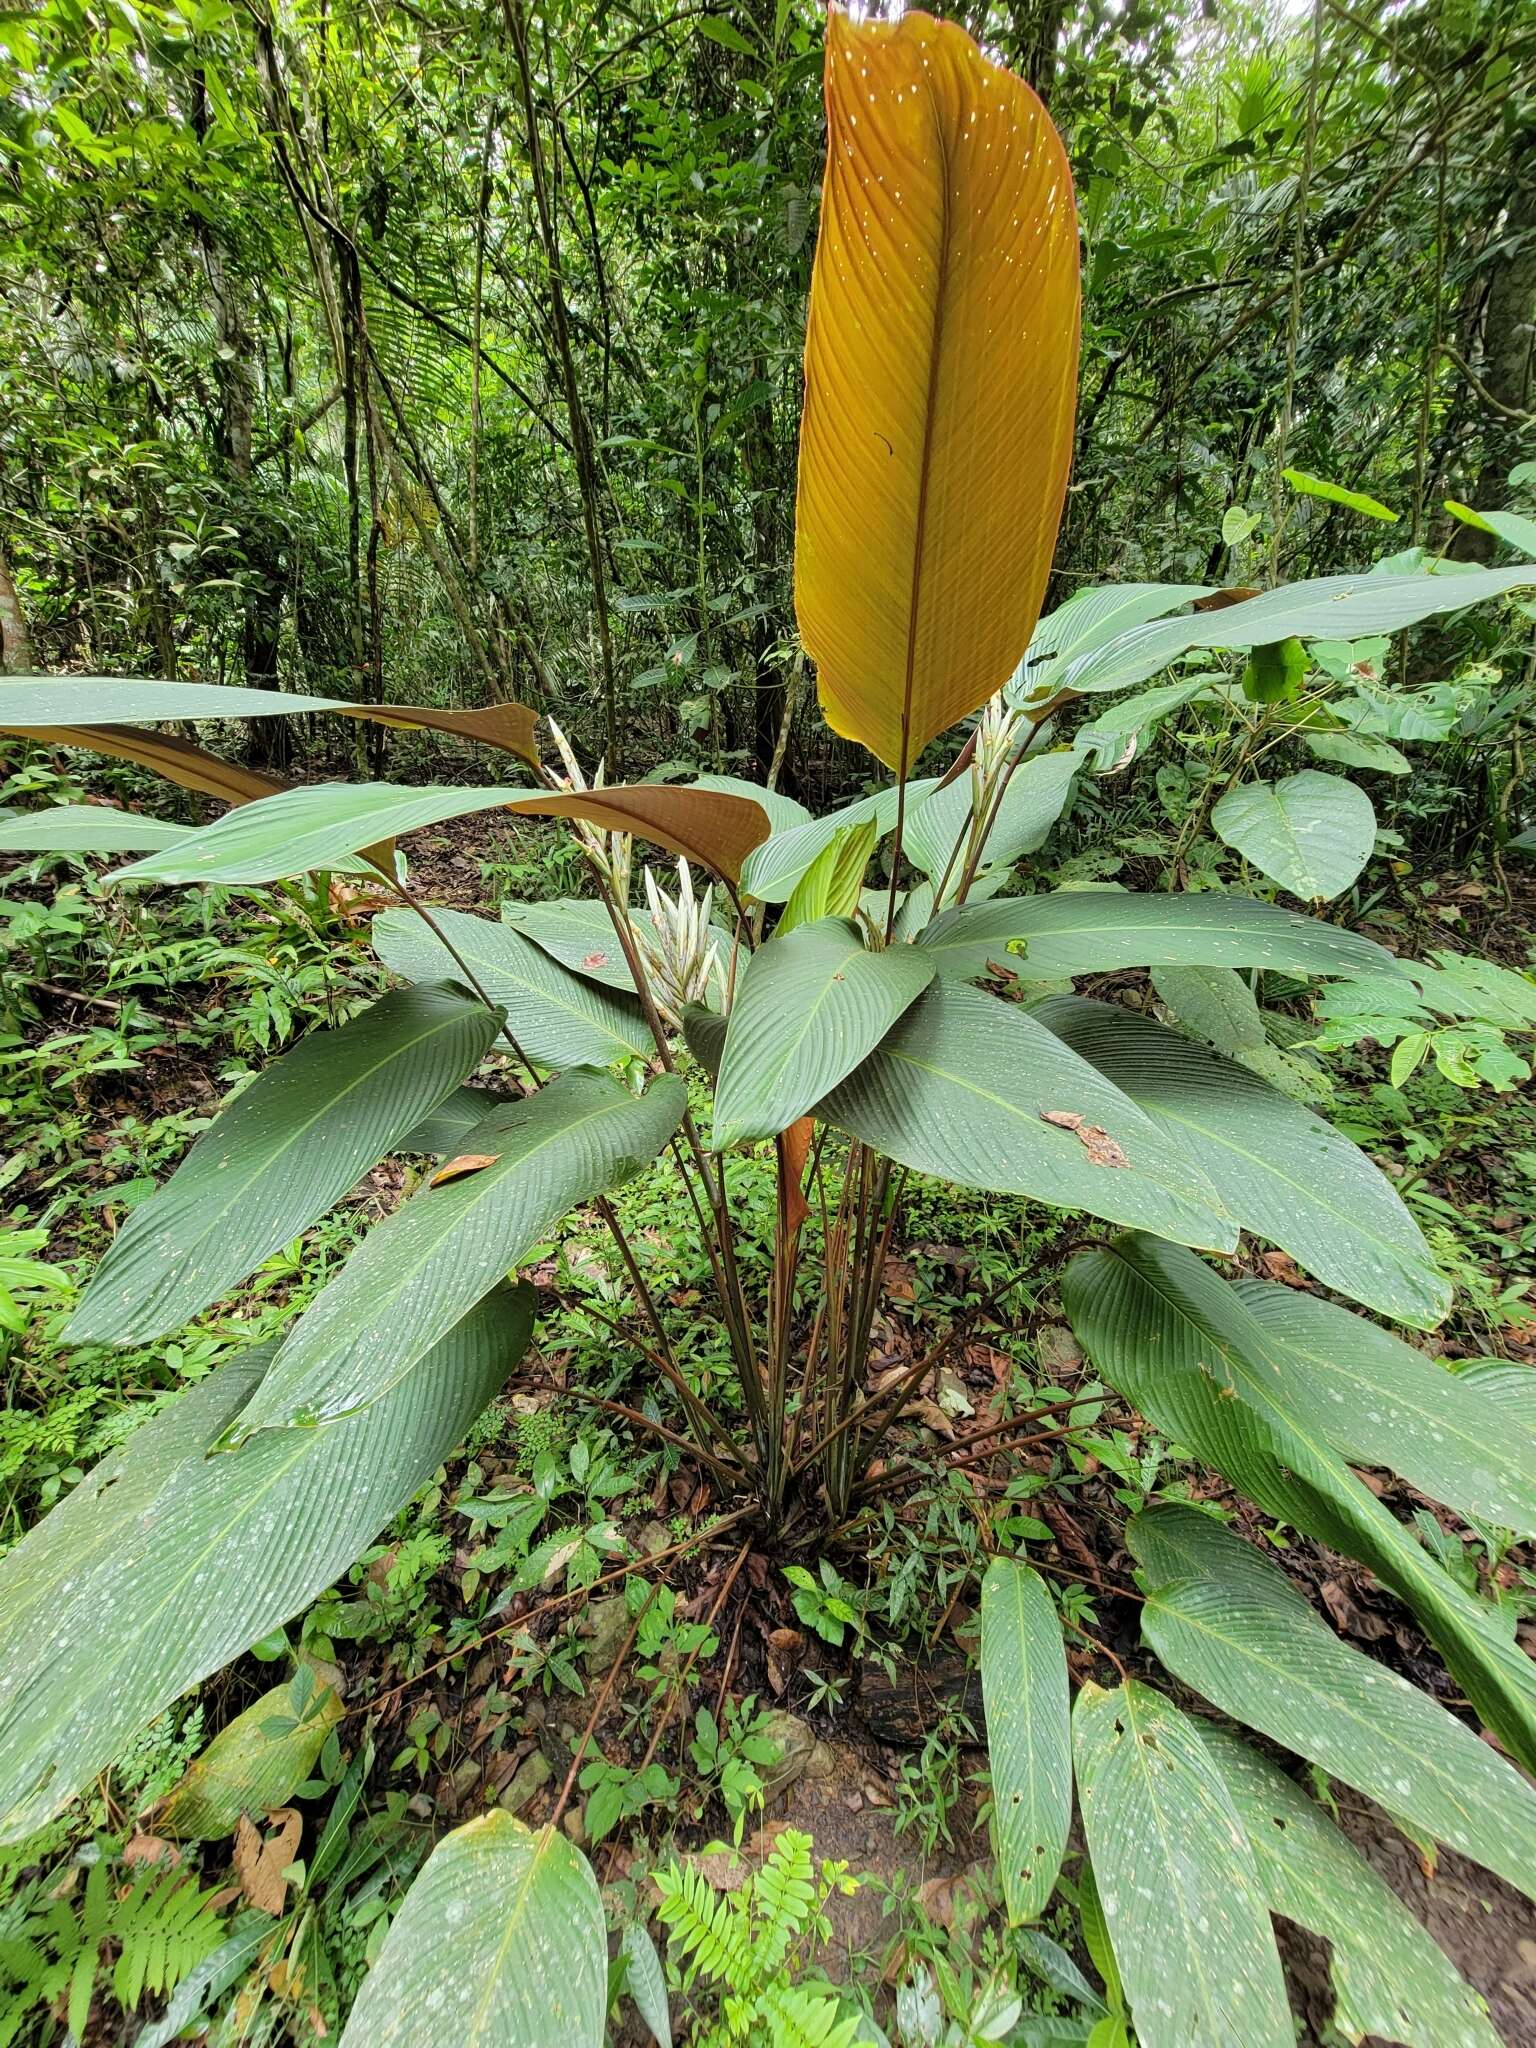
(0, 543, 32, 673)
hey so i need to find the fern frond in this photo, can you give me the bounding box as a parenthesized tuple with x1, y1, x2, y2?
(654, 1863, 754, 1992)
(759, 1977, 865, 2048)
(110, 1865, 226, 2010)
(752, 1829, 814, 1982)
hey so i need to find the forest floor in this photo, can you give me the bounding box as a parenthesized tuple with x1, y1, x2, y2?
(4, 799, 1536, 2043)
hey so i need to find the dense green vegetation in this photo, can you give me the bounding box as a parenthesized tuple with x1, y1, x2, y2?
(1, 0, 1535, 2042)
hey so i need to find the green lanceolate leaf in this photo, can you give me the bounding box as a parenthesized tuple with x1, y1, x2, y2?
(65, 983, 502, 1346)
(1009, 582, 1211, 702)
(1061, 1236, 1536, 1774)
(1128, 1504, 1536, 1903)
(1054, 564, 1536, 697)
(1233, 1280, 1536, 1533)
(0, 1289, 524, 1843)
(619, 1922, 673, 2048)
(713, 920, 933, 1147)
(109, 781, 528, 886)
(0, 804, 190, 853)
(1196, 1728, 1499, 2048)
(902, 750, 1079, 885)
(1211, 770, 1376, 901)
(1282, 470, 1398, 521)
(691, 773, 812, 836)
(775, 819, 879, 936)
(503, 899, 649, 991)
(224, 1070, 685, 1441)
(1304, 729, 1411, 775)
(917, 889, 1403, 985)
(1032, 995, 1446, 1327)
(373, 907, 652, 1066)
(821, 979, 1233, 1248)
(398, 1086, 504, 1155)
(1071, 1680, 1291, 2048)
(0, 678, 358, 724)
(339, 1814, 606, 2047)
(156, 1678, 343, 1841)
(738, 779, 939, 902)
(979, 1559, 1071, 1924)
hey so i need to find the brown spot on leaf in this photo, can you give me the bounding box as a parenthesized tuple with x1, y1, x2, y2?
(582, 950, 610, 969)
(432, 1152, 500, 1185)
(1038, 1109, 1129, 1167)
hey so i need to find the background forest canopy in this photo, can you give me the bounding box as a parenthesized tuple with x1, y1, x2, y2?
(1, 0, 1533, 793)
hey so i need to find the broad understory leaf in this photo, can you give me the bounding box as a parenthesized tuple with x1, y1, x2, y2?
(156, 1678, 343, 1841)
(1061, 1236, 1536, 1774)
(1071, 678, 1214, 770)
(0, 676, 540, 765)
(1232, 1280, 1536, 1533)
(1009, 583, 1211, 705)
(916, 889, 1404, 985)
(1196, 1727, 1500, 2048)
(1071, 1680, 1291, 2048)
(66, 983, 502, 1347)
(1032, 994, 1446, 1326)
(794, 7, 1079, 770)
(502, 898, 650, 991)
(775, 818, 878, 937)
(12, 721, 288, 808)
(0, 803, 190, 853)
(504, 783, 771, 882)
(819, 978, 1233, 1249)
(1304, 727, 1412, 775)
(902, 750, 1080, 889)
(1149, 963, 1331, 1101)
(0, 1289, 524, 1842)
(398, 1085, 503, 1155)
(1053, 564, 1536, 697)
(1127, 1503, 1536, 1903)
(979, 1559, 1071, 1925)
(618, 1921, 673, 2048)
(1211, 770, 1376, 900)
(109, 782, 528, 886)
(222, 1072, 683, 1439)
(713, 919, 934, 1147)
(0, 678, 357, 723)
(373, 907, 652, 1065)
(690, 773, 811, 836)
(338, 1814, 606, 2047)
(739, 780, 940, 902)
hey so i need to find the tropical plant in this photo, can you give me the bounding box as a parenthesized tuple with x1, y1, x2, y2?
(1, 9, 1534, 2045)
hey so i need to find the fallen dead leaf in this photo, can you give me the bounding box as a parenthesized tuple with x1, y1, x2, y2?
(1259, 1249, 1308, 1288)
(766, 1627, 804, 1698)
(1320, 1578, 1389, 1642)
(122, 1833, 180, 1868)
(235, 1809, 303, 1916)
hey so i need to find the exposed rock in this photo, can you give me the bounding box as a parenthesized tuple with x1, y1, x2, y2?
(759, 1710, 817, 1798)
(580, 1594, 632, 1674)
(498, 1749, 553, 1815)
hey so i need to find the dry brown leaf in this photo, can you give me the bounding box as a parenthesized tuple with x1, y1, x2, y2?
(900, 1395, 956, 1440)
(766, 1628, 804, 1698)
(122, 1833, 180, 1868)
(1258, 1249, 1308, 1288)
(235, 1808, 303, 1916)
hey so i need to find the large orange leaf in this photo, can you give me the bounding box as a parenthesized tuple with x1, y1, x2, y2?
(505, 784, 772, 882)
(794, 6, 1080, 773)
(20, 724, 286, 806)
